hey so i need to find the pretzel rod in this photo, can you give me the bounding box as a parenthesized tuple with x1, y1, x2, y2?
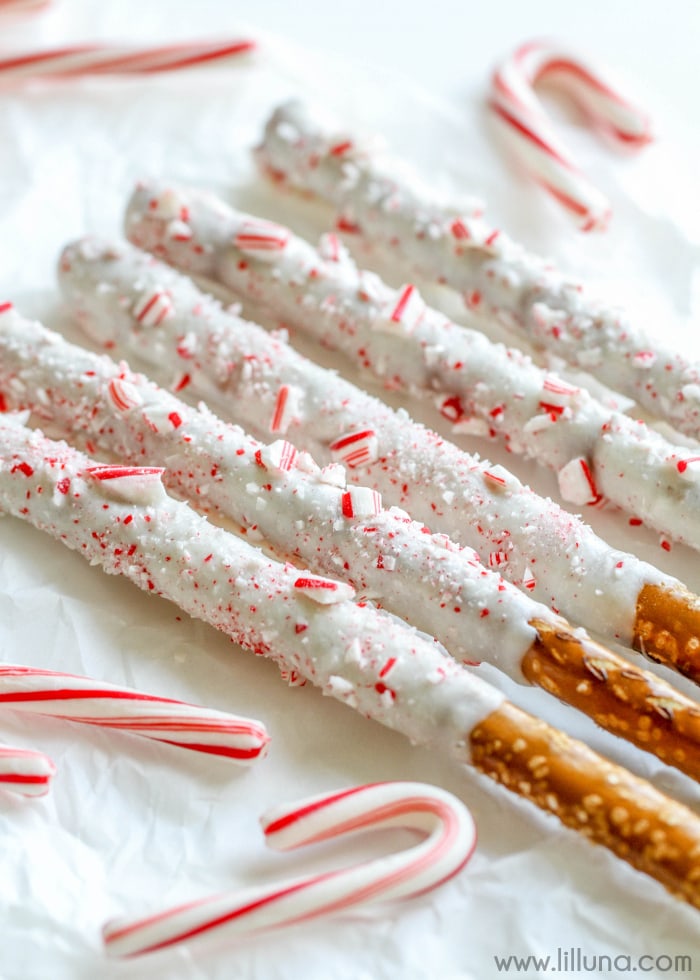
(2, 420, 700, 906)
(4, 309, 700, 778)
(255, 100, 700, 442)
(124, 182, 700, 552)
(0, 743, 55, 797)
(490, 41, 651, 230)
(57, 239, 700, 686)
(0, 664, 269, 763)
(0, 39, 256, 86)
(104, 781, 476, 957)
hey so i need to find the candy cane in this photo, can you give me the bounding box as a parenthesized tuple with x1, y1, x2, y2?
(490, 40, 652, 230)
(0, 743, 56, 797)
(0, 39, 256, 87)
(0, 0, 50, 14)
(103, 781, 476, 957)
(0, 664, 269, 764)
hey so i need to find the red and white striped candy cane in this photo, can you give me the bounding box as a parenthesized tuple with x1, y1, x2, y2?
(490, 39, 652, 231)
(0, 664, 269, 764)
(0, 742, 56, 797)
(0, 38, 256, 87)
(0, 0, 50, 15)
(103, 781, 476, 957)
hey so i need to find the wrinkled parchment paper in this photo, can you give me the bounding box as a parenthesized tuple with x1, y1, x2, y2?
(1, 2, 700, 978)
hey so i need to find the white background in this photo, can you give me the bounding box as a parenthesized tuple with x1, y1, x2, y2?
(1, 2, 700, 979)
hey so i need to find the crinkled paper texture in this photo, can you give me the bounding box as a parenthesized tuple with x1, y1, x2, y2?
(1, 2, 700, 978)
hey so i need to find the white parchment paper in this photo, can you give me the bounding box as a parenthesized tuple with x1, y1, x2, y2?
(1, 3, 700, 978)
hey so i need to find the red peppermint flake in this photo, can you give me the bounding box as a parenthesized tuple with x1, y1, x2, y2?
(293, 576, 355, 605)
(329, 428, 378, 468)
(329, 140, 353, 156)
(451, 219, 470, 240)
(234, 219, 289, 257)
(11, 462, 34, 477)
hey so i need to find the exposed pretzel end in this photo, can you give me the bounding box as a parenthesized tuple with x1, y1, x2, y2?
(469, 700, 700, 908)
(522, 617, 700, 781)
(634, 583, 700, 685)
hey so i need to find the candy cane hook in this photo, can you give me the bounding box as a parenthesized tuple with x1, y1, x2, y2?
(490, 40, 652, 231)
(103, 781, 476, 957)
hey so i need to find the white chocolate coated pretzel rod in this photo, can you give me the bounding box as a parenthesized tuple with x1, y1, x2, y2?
(7, 311, 700, 778)
(0, 306, 544, 679)
(0, 413, 505, 760)
(4, 419, 700, 906)
(490, 40, 652, 230)
(124, 182, 700, 552)
(0, 743, 55, 797)
(0, 38, 255, 87)
(58, 237, 700, 686)
(104, 781, 476, 957)
(0, 664, 269, 764)
(255, 100, 700, 442)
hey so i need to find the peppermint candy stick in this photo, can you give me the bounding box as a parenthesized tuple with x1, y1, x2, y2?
(0, 664, 269, 764)
(59, 237, 700, 686)
(123, 182, 700, 552)
(0, 743, 56, 797)
(104, 781, 476, 957)
(3, 420, 700, 906)
(255, 100, 700, 442)
(490, 40, 651, 230)
(0, 0, 50, 15)
(0, 38, 255, 87)
(5, 311, 700, 780)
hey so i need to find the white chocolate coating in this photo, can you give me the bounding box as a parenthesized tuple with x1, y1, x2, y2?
(0, 415, 505, 759)
(0, 309, 549, 679)
(124, 181, 700, 552)
(104, 780, 476, 957)
(255, 100, 700, 441)
(57, 239, 675, 646)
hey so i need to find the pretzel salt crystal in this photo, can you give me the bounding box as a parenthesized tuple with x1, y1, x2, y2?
(104, 781, 476, 957)
(255, 99, 700, 442)
(57, 237, 700, 686)
(6, 311, 700, 778)
(123, 181, 700, 552)
(0, 743, 55, 797)
(0, 663, 269, 763)
(2, 419, 700, 907)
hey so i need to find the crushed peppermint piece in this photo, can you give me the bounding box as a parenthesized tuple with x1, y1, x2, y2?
(374, 284, 424, 335)
(270, 384, 303, 434)
(293, 575, 355, 604)
(107, 377, 143, 413)
(148, 189, 188, 221)
(132, 289, 174, 327)
(329, 428, 378, 468)
(557, 456, 600, 506)
(259, 439, 298, 473)
(234, 219, 289, 259)
(85, 465, 166, 506)
(676, 456, 700, 481)
(341, 485, 383, 518)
